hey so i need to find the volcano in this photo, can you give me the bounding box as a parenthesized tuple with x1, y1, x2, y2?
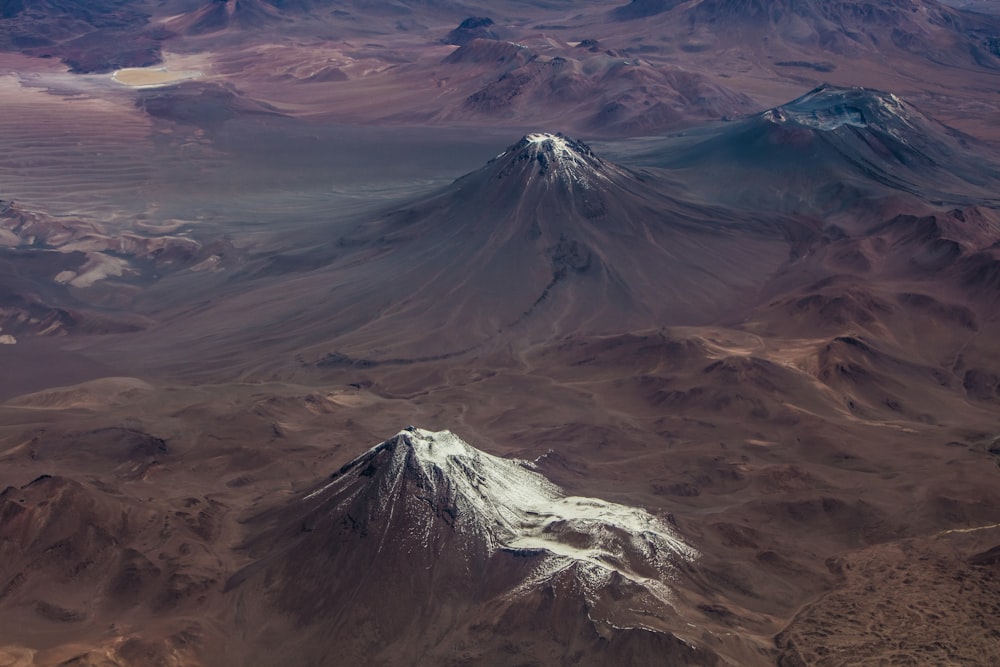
(166, 0, 286, 35)
(223, 427, 711, 666)
(139, 132, 793, 369)
(308, 130, 794, 355)
(632, 85, 1000, 220)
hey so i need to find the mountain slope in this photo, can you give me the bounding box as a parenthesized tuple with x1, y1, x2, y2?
(165, 0, 287, 35)
(632, 85, 1000, 219)
(314, 133, 792, 356)
(224, 427, 712, 666)
(0, 475, 226, 665)
(98, 131, 796, 375)
(665, 0, 1000, 69)
(442, 40, 756, 134)
(193, 132, 794, 366)
(0, 0, 165, 72)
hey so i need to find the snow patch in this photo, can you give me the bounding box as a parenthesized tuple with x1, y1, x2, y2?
(492, 132, 617, 189)
(310, 427, 698, 605)
(764, 106, 866, 131)
(765, 86, 918, 140)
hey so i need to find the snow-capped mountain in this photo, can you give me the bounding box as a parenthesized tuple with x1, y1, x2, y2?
(223, 428, 715, 666)
(634, 85, 1000, 216)
(487, 133, 625, 191)
(292, 130, 790, 356)
(306, 427, 697, 601)
(763, 85, 919, 132)
(113, 128, 795, 369)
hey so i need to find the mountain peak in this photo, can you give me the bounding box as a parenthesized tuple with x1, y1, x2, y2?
(306, 427, 698, 599)
(490, 132, 615, 188)
(518, 132, 595, 166)
(522, 131, 588, 152)
(763, 85, 917, 133)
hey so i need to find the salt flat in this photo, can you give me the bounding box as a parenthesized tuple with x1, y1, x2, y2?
(112, 66, 201, 88)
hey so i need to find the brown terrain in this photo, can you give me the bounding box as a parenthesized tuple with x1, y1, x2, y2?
(2, 0, 1000, 665)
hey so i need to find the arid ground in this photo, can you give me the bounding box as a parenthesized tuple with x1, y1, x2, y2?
(2, 1, 1000, 665)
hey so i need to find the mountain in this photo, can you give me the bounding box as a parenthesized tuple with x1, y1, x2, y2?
(442, 40, 756, 133)
(442, 16, 499, 46)
(0, 0, 166, 72)
(166, 0, 286, 35)
(318, 131, 793, 352)
(0, 474, 225, 666)
(4, 1, 1000, 664)
(224, 427, 713, 666)
(632, 85, 1000, 220)
(611, 0, 684, 21)
(167, 0, 495, 37)
(664, 0, 1000, 69)
(157, 132, 795, 368)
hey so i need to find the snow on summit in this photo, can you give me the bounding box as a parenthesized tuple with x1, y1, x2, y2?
(491, 132, 619, 188)
(307, 427, 698, 603)
(762, 85, 920, 135)
(524, 132, 582, 154)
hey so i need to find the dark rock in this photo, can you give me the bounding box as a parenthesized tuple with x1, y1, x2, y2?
(443, 16, 498, 46)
